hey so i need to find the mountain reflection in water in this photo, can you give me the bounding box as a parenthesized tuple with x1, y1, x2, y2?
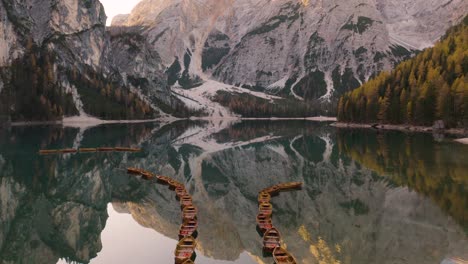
(0, 120, 466, 264)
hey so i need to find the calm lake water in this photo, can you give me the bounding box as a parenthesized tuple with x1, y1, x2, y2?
(0, 120, 467, 264)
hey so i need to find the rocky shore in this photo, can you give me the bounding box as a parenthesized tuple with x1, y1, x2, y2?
(331, 122, 468, 137)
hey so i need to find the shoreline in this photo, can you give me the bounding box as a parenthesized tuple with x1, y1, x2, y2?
(332, 122, 468, 137)
(8, 116, 337, 128)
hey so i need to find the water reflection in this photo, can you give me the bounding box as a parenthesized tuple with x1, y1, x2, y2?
(0, 121, 466, 264)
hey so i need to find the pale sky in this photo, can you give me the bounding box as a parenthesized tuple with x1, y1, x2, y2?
(100, 0, 142, 26)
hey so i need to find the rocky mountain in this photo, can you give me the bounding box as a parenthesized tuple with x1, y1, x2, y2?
(0, 0, 466, 121)
(113, 0, 467, 102)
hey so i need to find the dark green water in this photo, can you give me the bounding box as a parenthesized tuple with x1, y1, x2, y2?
(0, 120, 467, 264)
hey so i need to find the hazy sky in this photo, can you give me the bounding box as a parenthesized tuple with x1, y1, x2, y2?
(100, 0, 142, 26)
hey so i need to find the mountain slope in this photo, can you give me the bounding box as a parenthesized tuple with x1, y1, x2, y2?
(337, 16, 468, 127)
(113, 0, 467, 102)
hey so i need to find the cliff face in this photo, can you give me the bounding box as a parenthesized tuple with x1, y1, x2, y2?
(112, 0, 467, 101)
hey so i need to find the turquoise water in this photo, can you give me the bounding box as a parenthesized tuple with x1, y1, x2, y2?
(0, 120, 467, 264)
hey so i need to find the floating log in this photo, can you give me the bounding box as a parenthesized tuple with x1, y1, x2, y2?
(60, 148, 77, 153)
(273, 247, 297, 264)
(97, 147, 114, 152)
(256, 213, 273, 233)
(179, 219, 198, 239)
(127, 167, 143, 175)
(174, 236, 197, 264)
(79, 148, 97, 153)
(258, 192, 271, 203)
(263, 228, 281, 252)
(114, 147, 141, 152)
(182, 205, 197, 220)
(259, 202, 273, 216)
(39, 149, 58, 155)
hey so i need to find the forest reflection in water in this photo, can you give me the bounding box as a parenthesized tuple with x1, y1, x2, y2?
(0, 120, 466, 264)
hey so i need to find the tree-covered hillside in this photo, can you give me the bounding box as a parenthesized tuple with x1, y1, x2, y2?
(337, 17, 468, 128)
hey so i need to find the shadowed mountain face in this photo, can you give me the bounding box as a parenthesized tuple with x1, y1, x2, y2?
(0, 121, 467, 264)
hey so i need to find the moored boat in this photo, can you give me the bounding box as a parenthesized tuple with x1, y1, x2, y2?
(180, 195, 193, 208)
(179, 219, 198, 239)
(273, 247, 297, 264)
(175, 186, 188, 198)
(181, 260, 194, 264)
(140, 171, 154, 180)
(127, 167, 142, 175)
(168, 179, 183, 188)
(263, 228, 281, 252)
(264, 185, 280, 195)
(258, 192, 271, 203)
(256, 213, 273, 233)
(259, 202, 273, 216)
(174, 236, 197, 264)
(277, 182, 303, 191)
(182, 205, 197, 220)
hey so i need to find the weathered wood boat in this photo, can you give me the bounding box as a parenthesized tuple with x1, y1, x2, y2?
(180, 195, 193, 208)
(256, 213, 273, 233)
(258, 192, 271, 203)
(60, 148, 77, 153)
(79, 148, 97, 153)
(179, 219, 198, 239)
(174, 236, 197, 264)
(264, 185, 280, 195)
(263, 228, 281, 252)
(39, 149, 58, 155)
(259, 202, 273, 216)
(168, 179, 183, 188)
(277, 182, 303, 191)
(273, 247, 297, 264)
(156, 175, 170, 184)
(176, 186, 188, 198)
(140, 171, 154, 180)
(127, 167, 142, 175)
(181, 260, 194, 264)
(182, 205, 197, 220)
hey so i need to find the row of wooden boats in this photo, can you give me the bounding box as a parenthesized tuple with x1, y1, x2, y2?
(39, 147, 141, 155)
(126, 168, 197, 264)
(256, 182, 302, 264)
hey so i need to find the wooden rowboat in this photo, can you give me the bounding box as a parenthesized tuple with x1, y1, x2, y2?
(182, 205, 197, 220)
(168, 179, 183, 188)
(258, 192, 271, 203)
(156, 175, 170, 184)
(180, 195, 193, 208)
(127, 167, 142, 175)
(264, 185, 280, 195)
(175, 186, 188, 198)
(97, 147, 114, 152)
(174, 236, 197, 264)
(263, 228, 281, 252)
(277, 182, 303, 191)
(79, 148, 97, 153)
(140, 171, 154, 180)
(39, 149, 58, 155)
(273, 247, 297, 264)
(259, 202, 273, 216)
(256, 213, 273, 233)
(181, 260, 194, 264)
(179, 219, 198, 239)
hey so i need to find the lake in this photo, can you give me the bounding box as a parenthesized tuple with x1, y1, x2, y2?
(0, 120, 467, 264)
